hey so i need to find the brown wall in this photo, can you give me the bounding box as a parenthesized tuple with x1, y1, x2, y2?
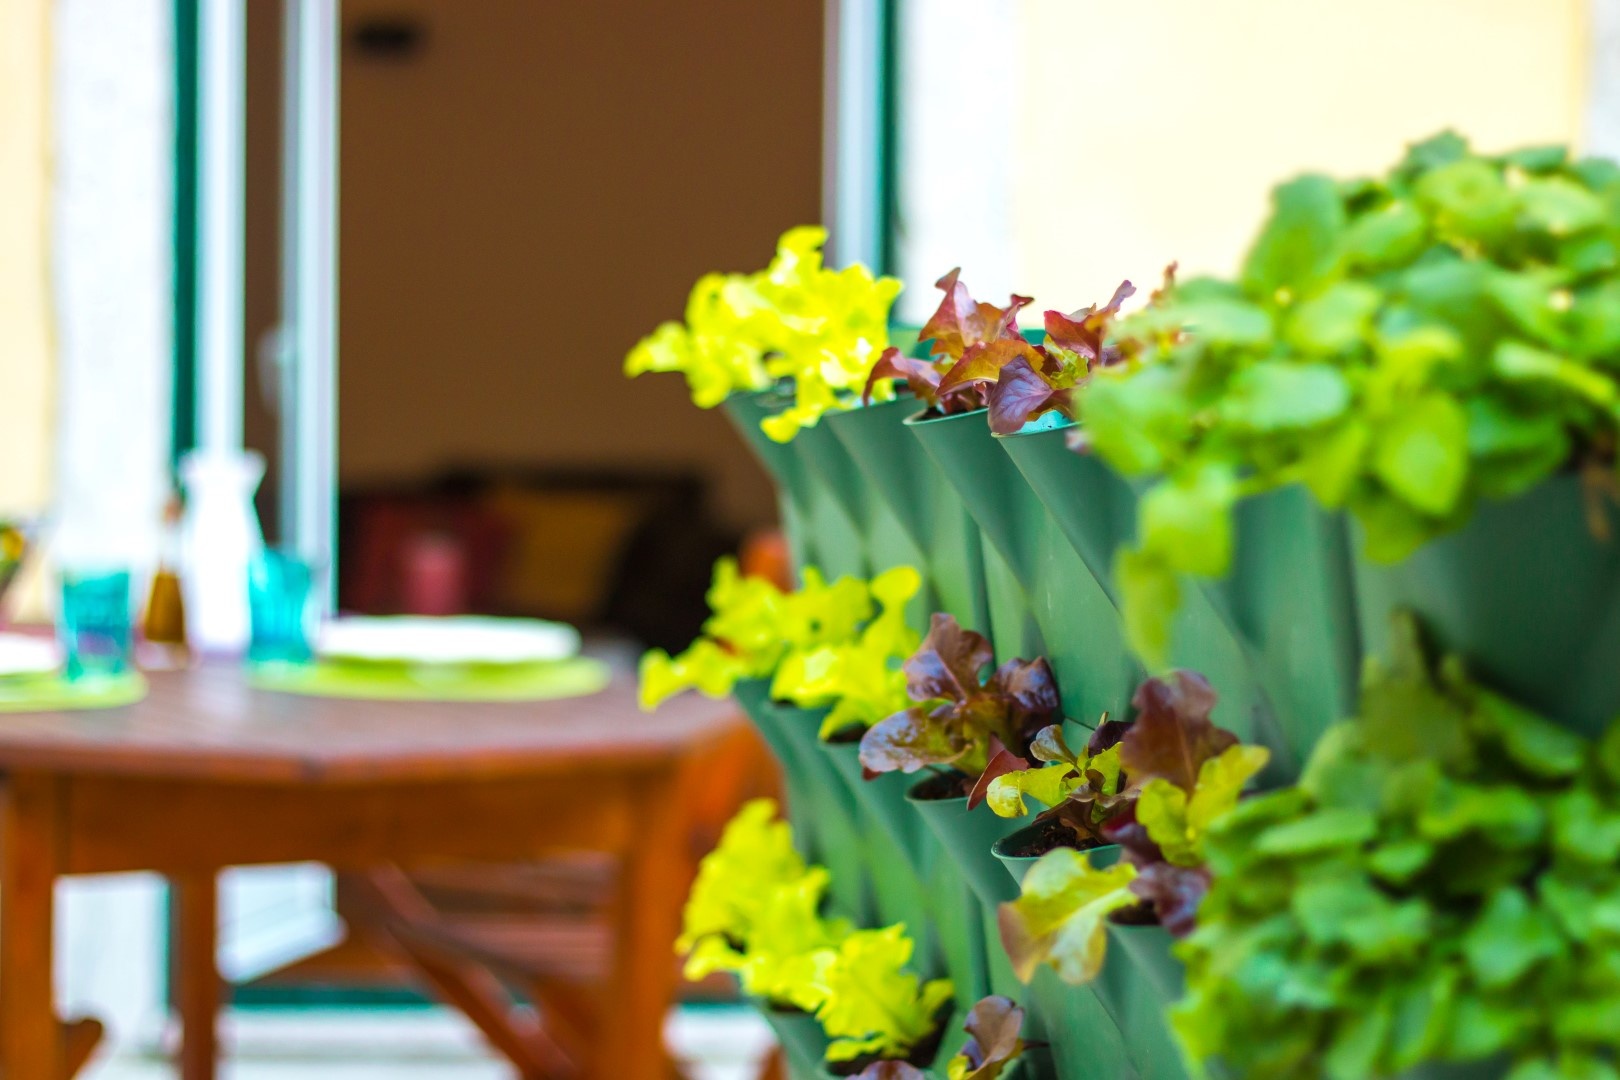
(338, 0, 825, 530)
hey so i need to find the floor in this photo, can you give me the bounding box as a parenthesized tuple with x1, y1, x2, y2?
(83, 1005, 777, 1079)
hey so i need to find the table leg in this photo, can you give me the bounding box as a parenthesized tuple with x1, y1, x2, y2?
(173, 872, 219, 1080)
(0, 773, 63, 1078)
(598, 773, 685, 1080)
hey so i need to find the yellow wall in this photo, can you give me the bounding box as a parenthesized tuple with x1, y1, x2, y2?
(1015, 0, 1589, 307)
(0, 0, 53, 519)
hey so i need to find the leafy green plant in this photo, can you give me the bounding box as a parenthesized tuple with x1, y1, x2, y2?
(863, 270, 1147, 434)
(858, 614, 1062, 797)
(678, 799, 958, 1064)
(1174, 614, 1620, 1079)
(853, 996, 1027, 1080)
(814, 924, 957, 1065)
(625, 226, 903, 441)
(863, 270, 1040, 419)
(679, 799, 851, 1010)
(1080, 132, 1620, 667)
(993, 672, 1268, 977)
(998, 846, 1139, 985)
(638, 559, 920, 719)
(772, 565, 923, 739)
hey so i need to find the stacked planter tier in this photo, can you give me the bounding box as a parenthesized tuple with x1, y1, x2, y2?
(720, 393, 1599, 1079)
(994, 417, 1361, 774)
(724, 391, 869, 579)
(1352, 474, 1620, 738)
(905, 409, 1136, 727)
(824, 397, 991, 629)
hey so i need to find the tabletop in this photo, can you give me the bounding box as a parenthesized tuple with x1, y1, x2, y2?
(0, 651, 740, 786)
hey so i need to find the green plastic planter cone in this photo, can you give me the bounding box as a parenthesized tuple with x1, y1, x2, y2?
(906, 781, 1031, 909)
(756, 1002, 830, 1078)
(991, 827, 1121, 889)
(1354, 475, 1620, 738)
(906, 409, 1135, 725)
(819, 740, 994, 998)
(777, 722, 946, 977)
(821, 740, 927, 868)
(729, 682, 872, 924)
(781, 420, 871, 580)
(825, 399, 992, 631)
(985, 835, 1139, 1080)
(1222, 486, 1360, 762)
(991, 414, 1296, 761)
(731, 679, 821, 861)
(723, 390, 818, 570)
(1027, 965, 1138, 1080)
(1103, 922, 1190, 1080)
(995, 420, 1137, 599)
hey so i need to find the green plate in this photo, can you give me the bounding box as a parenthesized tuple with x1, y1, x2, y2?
(0, 671, 148, 713)
(250, 656, 610, 702)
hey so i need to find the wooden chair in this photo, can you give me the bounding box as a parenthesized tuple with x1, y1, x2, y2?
(333, 720, 784, 1078)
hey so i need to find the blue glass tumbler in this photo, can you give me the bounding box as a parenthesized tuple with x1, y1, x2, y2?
(248, 549, 315, 665)
(59, 570, 134, 681)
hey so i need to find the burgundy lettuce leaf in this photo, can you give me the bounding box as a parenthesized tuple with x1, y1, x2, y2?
(1087, 714, 1132, 755)
(863, 347, 944, 408)
(985, 356, 1072, 434)
(1118, 671, 1235, 793)
(986, 656, 1061, 743)
(937, 338, 1047, 400)
(1129, 861, 1212, 938)
(1100, 802, 1162, 863)
(920, 269, 1033, 360)
(951, 995, 1026, 1080)
(855, 1063, 927, 1080)
(1104, 802, 1212, 936)
(860, 614, 1063, 783)
(1043, 279, 1136, 365)
(860, 705, 971, 774)
(968, 737, 1025, 810)
(904, 613, 995, 701)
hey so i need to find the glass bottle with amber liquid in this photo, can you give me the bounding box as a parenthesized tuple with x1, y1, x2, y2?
(141, 495, 190, 668)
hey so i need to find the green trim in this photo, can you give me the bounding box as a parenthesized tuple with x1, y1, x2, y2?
(229, 985, 436, 1009)
(877, 0, 900, 278)
(171, 0, 199, 466)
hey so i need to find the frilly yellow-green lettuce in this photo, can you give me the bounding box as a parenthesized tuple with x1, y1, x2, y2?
(625, 226, 903, 441)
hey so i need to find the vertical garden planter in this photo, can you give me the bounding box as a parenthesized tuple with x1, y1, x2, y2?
(789, 421, 883, 582)
(906, 409, 1135, 726)
(822, 744, 994, 999)
(997, 417, 1355, 769)
(758, 1001, 832, 1080)
(825, 398, 991, 631)
(1223, 486, 1360, 764)
(723, 390, 819, 570)
(731, 677, 820, 856)
(1353, 475, 1620, 738)
(730, 680, 873, 925)
(906, 780, 1032, 909)
(988, 831, 1144, 1080)
(1103, 922, 1189, 1080)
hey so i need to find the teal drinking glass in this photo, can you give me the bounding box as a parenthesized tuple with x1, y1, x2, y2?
(58, 570, 134, 680)
(248, 549, 315, 665)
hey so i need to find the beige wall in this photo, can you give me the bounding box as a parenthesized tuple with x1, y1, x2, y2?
(0, 0, 53, 519)
(1015, 0, 1590, 307)
(338, 0, 824, 530)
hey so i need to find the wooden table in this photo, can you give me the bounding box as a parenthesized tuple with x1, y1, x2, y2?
(0, 660, 742, 1079)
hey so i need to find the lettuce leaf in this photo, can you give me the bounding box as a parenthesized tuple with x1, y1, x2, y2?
(814, 925, 956, 1063)
(859, 614, 1062, 786)
(997, 847, 1138, 985)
